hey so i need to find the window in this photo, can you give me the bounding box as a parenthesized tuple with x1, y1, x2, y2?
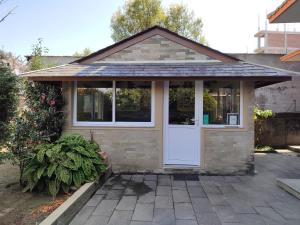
(75, 81, 154, 126)
(116, 81, 151, 122)
(77, 81, 113, 122)
(203, 81, 240, 125)
(169, 81, 195, 125)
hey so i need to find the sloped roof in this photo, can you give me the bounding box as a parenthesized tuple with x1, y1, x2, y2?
(22, 61, 292, 87)
(73, 26, 239, 64)
(268, 0, 300, 23)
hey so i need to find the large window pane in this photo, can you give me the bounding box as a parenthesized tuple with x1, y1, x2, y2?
(77, 81, 113, 122)
(116, 81, 151, 122)
(169, 81, 195, 125)
(203, 81, 240, 125)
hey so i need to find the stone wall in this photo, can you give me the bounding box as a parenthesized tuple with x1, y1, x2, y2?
(100, 35, 213, 61)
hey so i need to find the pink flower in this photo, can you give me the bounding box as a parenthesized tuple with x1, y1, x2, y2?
(40, 93, 46, 103)
(49, 99, 56, 107)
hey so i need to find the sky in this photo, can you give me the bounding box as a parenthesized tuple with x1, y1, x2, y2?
(1, 0, 300, 58)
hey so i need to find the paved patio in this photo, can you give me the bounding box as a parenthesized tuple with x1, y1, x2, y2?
(70, 153, 300, 225)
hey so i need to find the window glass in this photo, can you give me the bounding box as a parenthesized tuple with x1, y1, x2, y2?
(77, 81, 113, 122)
(115, 81, 151, 122)
(169, 81, 195, 125)
(203, 81, 240, 125)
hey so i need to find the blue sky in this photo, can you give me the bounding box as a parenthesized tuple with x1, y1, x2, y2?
(1, 0, 298, 58)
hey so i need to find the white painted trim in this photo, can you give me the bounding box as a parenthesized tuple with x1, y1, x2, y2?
(201, 80, 244, 128)
(73, 81, 155, 127)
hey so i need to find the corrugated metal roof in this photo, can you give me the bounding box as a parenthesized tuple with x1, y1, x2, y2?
(22, 61, 291, 78)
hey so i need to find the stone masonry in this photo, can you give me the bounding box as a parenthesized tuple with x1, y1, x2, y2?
(100, 35, 214, 61)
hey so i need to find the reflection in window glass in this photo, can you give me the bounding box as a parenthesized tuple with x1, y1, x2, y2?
(116, 81, 151, 122)
(77, 81, 112, 122)
(169, 81, 195, 125)
(203, 81, 240, 125)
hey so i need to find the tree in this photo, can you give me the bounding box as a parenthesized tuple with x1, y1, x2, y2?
(0, 64, 18, 145)
(73, 48, 92, 57)
(110, 0, 206, 43)
(29, 38, 49, 71)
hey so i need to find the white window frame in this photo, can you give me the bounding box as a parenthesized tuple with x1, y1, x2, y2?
(73, 81, 155, 127)
(201, 80, 244, 129)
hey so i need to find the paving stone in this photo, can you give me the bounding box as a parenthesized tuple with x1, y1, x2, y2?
(124, 187, 137, 196)
(116, 196, 137, 210)
(267, 201, 300, 220)
(132, 203, 154, 222)
(86, 195, 104, 207)
(206, 194, 228, 206)
(93, 200, 119, 217)
(157, 186, 172, 196)
(187, 186, 206, 198)
(173, 189, 191, 203)
(186, 181, 201, 186)
(175, 219, 198, 225)
(153, 208, 175, 225)
(174, 203, 195, 220)
(144, 180, 157, 190)
(138, 191, 155, 203)
(196, 212, 221, 225)
(108, 210, 133, 225)
(112, 183, 126, 190)
(96, 185, 112, 195)
(158, 175, 171, 186)
(130, 222, 153, 225)
(84, 215, 109, 225)
(224, 176, 241, 183)
(172, 180, 186, 189)
(214, 205, 240, 223)
(155, 195, 173, 208)
(132, 175, 144, 182)
(254, 206, 286, 224)
(202, 184, 222, 195)
(144, 174, 157, 181)
(105, 189, 124, 200)
(238, 213, 266, 225)
(226, 196, 256, 214)
(121, 174, 132, 180)
(191, 197, 214, 214)
(70, 206, 95, 225)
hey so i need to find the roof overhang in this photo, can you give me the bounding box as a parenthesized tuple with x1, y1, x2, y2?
(268, 0, 300, 23)
(21, 62, 292, 88)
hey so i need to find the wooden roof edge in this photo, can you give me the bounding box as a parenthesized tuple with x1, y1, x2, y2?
(72, 26, 240, 64)
(280, 49, 300, 61)
(268, 0, 297, 23)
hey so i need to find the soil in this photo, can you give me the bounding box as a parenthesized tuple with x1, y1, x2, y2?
(0, 162, 69, 225)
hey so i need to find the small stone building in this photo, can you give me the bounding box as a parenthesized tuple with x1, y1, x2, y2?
(22, 26, 291, 175)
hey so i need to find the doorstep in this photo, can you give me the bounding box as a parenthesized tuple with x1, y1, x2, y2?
(277, 178, 300, 200)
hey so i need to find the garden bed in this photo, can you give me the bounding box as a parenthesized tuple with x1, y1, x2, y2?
(0, 162, 71, 225)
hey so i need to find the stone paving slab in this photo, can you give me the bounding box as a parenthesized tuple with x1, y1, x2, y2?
(70, 154, 300, 225)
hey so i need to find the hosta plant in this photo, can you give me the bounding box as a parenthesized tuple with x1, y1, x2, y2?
(23, 134, 107, 198)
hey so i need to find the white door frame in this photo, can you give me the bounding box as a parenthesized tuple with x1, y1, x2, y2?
(163, 80, 203, 166)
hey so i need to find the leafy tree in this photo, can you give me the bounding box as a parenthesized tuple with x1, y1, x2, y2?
(73, 48, 92, 57)
(0, 65, 18, 145)
(111, 0, 206, 43)
(29, 38, 49, 71)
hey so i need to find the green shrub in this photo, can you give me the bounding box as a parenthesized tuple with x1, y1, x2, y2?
(23, 134, 107, 198)
(254, 107, 273, 120)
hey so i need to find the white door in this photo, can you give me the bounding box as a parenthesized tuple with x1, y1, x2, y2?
(164, 81, 202, 166)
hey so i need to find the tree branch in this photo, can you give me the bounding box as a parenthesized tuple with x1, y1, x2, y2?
(0, 6, 17, 23)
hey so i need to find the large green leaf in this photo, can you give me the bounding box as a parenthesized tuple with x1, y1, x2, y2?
(66, 152, 82, 168)
(81, 159, 92, 177)
(47, 163, 58, 177)
(36, 148, 46, 163)
(36, 166, 46, 179)
(59, 168, 71, 184)
(48, 180, 59, 197)
(74, 146, 91, 157)
(73, 171, 83, 188)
